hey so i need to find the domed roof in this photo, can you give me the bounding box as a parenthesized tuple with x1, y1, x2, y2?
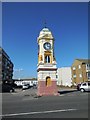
(41, 27, 50, 32)
(39, 27, 52, 36)
(37, 27, 54, 41)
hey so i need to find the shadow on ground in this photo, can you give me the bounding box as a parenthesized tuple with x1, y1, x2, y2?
(58, 89, 77, 95)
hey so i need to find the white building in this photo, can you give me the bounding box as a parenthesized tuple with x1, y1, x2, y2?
(57, 67, 72, 87)
(14, 79, 38, 87)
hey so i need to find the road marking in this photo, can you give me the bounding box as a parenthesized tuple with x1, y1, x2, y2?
(0, 109, 77, 117)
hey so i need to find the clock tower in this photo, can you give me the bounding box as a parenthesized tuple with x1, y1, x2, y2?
(37, 27, 58, 96)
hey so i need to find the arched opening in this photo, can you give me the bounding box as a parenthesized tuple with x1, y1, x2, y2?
(46, 76, 52, 87)
(45, 56, 50, 63)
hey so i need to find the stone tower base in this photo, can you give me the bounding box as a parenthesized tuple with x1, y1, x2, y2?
(37, 80, 59, 96)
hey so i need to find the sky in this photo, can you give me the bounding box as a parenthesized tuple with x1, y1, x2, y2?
(2, 2, 88, 79)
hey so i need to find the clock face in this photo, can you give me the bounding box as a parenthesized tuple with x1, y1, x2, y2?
(43, 42, 51, 50)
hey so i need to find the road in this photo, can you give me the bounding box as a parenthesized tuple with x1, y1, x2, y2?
(1, 88, 89, 119)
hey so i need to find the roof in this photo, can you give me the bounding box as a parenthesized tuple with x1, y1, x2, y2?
(37, 27, 54, 41)
(0, 47, 10, 60)
(76, 59, 90, 64)
(41, 27, 50, 32)
(72, 59, 90, 66)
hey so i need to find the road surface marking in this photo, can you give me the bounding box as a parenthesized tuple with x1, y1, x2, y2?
(0, 109, 77, 117)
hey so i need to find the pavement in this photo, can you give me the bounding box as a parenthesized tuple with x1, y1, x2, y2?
(12, 87, 38, 98)
(11, 88, 77, 98)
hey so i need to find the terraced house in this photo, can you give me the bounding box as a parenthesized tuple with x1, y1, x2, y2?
(71, 59, 90, 85)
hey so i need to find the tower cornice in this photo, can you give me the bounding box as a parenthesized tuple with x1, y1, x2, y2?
(37, 68, 57, 72)
(37, 37, 54, 43)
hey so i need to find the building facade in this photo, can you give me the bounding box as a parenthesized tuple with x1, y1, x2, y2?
(0, 47, 14, 84)
(37, 27, 58, 96)
(71, 59, 90, 85)
(0, 48, 2, 83)
(57, 67, 72, 87)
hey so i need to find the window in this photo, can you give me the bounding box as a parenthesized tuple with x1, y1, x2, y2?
(73, 67, 76, 70)
(88, 82, 90, 86)
(86, 64, 90, 70)
(79, 74, 82, 78)
(73, 74, 76, 78)
(31, 81, 33, 84)
(87, 72, 90, 79)
(78, 65, 81, 69)
(82, 83, 86, 86)
(56, 75, 58, 78)
(45, 56, 50, 63)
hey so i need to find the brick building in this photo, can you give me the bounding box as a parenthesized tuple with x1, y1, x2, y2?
(71, 59, 90, 85)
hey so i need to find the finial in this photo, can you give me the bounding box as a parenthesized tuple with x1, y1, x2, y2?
(44, 20, 47, 28)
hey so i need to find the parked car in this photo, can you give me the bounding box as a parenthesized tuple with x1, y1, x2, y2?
(2, 84, 15, 93)
(80, 82, 90, 92)
(22, 84, 30, 90)
(77, 83, 81, 91)
(33, 83, 37, 89)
